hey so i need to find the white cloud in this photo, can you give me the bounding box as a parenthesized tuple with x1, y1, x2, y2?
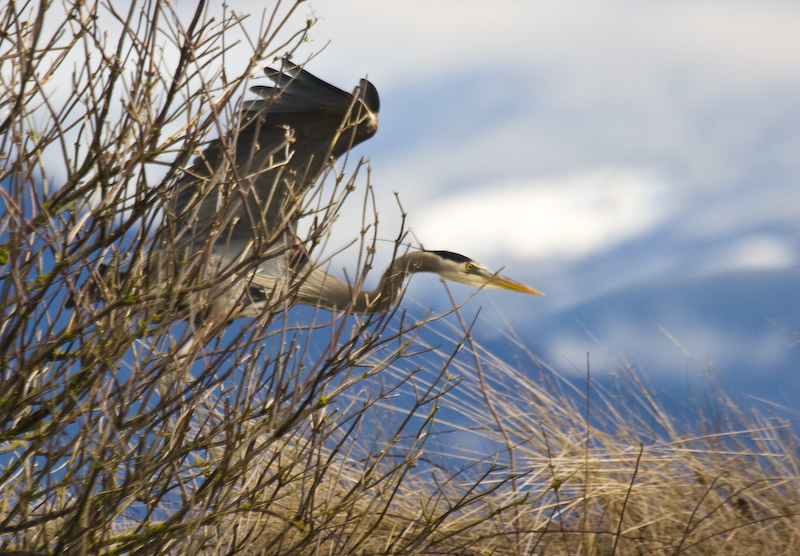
(710, 236, 797, 273)
(545, 317, 796, 379)
(306, 1, 800, 90)
(410, 167, 672, 261)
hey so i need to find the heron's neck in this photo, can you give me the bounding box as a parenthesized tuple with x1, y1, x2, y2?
(297, 251, 437, 314)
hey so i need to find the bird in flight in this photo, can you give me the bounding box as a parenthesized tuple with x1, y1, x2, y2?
(160, 59, 542, 318)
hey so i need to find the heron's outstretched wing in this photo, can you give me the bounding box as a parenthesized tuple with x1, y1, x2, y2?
(172, 59, 379, 265)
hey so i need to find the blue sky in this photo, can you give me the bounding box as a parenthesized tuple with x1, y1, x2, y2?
(263, 0, 800, 405)
(298, 1, 800, 270)
(23, 1, 800, 409)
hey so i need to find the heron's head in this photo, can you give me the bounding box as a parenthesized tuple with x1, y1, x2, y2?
(424, 251, 544, 296)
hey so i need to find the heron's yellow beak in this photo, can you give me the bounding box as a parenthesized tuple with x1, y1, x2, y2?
(485, 272, 544, 296)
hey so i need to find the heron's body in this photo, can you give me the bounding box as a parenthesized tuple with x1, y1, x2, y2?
(154, 59, 541, 319)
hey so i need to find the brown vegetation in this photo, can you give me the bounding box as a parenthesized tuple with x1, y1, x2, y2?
(1, 1, 798, 554)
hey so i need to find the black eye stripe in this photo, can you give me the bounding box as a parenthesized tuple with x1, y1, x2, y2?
(428, 250, 474, 265)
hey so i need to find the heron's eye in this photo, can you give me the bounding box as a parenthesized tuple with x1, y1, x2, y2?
(465, 263, 476, 273)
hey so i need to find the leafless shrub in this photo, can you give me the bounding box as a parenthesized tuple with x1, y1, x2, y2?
(2, 2, 798, 555)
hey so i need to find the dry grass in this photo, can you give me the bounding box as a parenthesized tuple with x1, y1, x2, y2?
(1, 1, 798, 554)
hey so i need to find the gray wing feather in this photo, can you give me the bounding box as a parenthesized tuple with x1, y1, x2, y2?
(170, 59, 379, 272)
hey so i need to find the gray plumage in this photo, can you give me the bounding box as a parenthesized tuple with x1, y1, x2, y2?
(159, 60, 539, 319)
(168, 59, 378, 281)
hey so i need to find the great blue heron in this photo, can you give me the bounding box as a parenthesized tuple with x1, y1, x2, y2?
(161, 59, 542, 319)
